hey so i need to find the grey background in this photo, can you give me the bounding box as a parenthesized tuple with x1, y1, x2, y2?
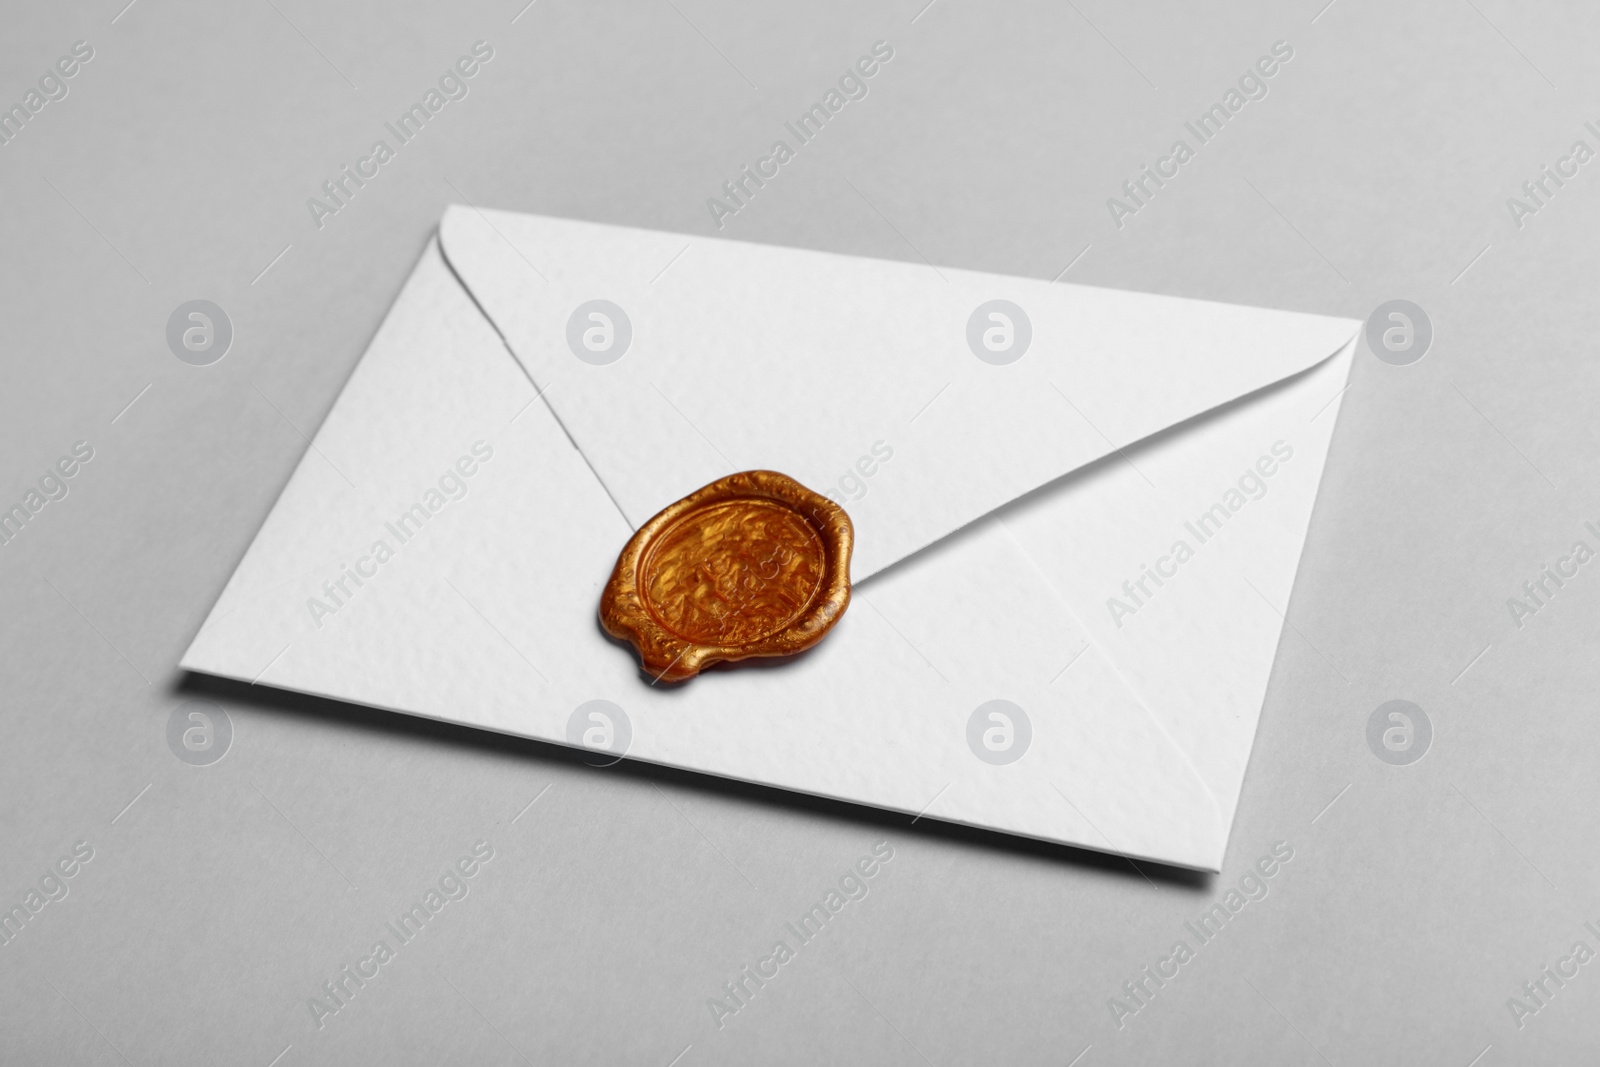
(3, 0, 1597, 1063)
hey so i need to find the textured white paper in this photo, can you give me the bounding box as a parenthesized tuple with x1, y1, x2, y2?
(183, 218, 1358, 871)
(438, 207, 1356, 579)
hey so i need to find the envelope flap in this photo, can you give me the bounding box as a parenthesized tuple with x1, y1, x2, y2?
(438, 207, 1358, 579)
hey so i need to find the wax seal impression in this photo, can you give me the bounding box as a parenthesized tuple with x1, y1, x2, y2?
(600, 471, 853, 683)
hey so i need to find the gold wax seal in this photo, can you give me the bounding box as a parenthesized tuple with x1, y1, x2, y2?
(599, 471, 853, 683)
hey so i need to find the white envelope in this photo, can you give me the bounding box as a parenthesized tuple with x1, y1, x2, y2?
(182, 207, 1358, 871)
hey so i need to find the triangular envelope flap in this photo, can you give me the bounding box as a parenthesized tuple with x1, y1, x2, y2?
(437, 207, 1358, 578)
(1002, 342, 1354, 833)
(183, 236, 1231, 871)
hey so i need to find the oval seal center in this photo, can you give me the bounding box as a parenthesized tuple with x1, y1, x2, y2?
(642, 498, 827, 645)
